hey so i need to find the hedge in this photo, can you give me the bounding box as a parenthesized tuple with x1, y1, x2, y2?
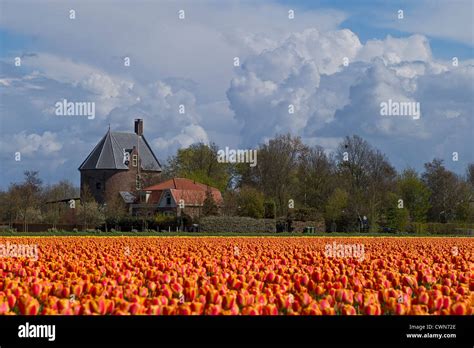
(292, 220, 326, 233)
(200, 216, 275, 233)
(288, 207, 323, 222)
(407, 222, 474, 235)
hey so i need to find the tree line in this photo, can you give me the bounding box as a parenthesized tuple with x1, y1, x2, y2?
(0, 134, 473, 232)
(163, 134, 474, 231)
(0, 173, 126, 231)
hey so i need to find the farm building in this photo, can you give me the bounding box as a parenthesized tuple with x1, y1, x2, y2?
(79, 119, 222, 217)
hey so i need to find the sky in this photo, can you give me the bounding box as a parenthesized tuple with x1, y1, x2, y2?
(0, 0, 473, 188)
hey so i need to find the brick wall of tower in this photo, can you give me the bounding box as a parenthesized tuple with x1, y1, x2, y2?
(80, 168, 160, 204)
(81, 144, 160, 204)
(79, 121, 161, 205)
(81, 170, 132, 204)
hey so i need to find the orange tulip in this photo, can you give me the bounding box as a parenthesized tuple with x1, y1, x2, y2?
(341, 305, 356, 315)
(451, 302, 467, 315)
(0, 301, 10, 314)
(0, 236, 470, 316)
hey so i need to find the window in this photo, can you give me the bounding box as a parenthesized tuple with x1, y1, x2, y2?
(132, 154, 138, 167)
(96, 182, 101, 190)
(166, 193, 171, 205)
(135, 174, 141, 190)
(123, 150, 130, 165)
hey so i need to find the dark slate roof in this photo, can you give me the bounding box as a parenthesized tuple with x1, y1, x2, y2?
(119, 191, 136, 204)
(79, 130, 161, 171)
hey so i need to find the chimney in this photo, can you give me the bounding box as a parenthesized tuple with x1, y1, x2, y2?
(134, 119, 143, 136)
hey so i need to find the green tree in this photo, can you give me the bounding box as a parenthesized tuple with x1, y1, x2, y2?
(155, 213, 175, 225)
(237, 134, 304, 216)
(452, 180, 474, 222)
(202, 188, 219, 216)
(263, 200, 276, 219)
(325, 188, 349, 224)
(163, 142, 231, 192)
(237, 186, 264, 218)
(397, 169, 431, 222)
(385, 193, 410, 232)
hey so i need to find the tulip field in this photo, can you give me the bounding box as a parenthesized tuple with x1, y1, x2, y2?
(0, 236, 472, 315)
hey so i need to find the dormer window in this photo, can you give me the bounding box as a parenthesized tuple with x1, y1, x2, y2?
(123, 150, 130, 166)
(132, 154, 138, 167)
(166, 192, 171, 205)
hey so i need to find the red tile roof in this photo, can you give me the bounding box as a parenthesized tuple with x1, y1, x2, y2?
(145, 178, 223, 205)
(169, 189, 222, 206)
(146, 178, 218, 192)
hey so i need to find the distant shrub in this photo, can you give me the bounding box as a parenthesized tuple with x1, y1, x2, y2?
(154, 214, 175, 224)
(407, 222, 474, 235)
(103, 215, 184, 232)
(263, 201, 276, 219)
(407, 223, 427, 234)
(284, 208, 325, 233)
(288, 207, 323, 222)
(292, 220, 325, 233)
(200, 216, 275, 233)
(0, 226, 16, 233)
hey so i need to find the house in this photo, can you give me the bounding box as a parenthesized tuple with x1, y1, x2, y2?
(78, 120, 223, 220)
(139, 178, 223, 218)
(78, 119, 162, 204)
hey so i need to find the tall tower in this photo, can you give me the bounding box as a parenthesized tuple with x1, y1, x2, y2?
(78, 119, 161, 204)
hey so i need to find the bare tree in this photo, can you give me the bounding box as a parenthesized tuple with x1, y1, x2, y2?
(247, 134, 304, 216)
(467, 163, 474, 188)
(422, 159, 461, 222)
(42, 180, 78, 227)
(296, 145, 335, 210)
(79, 185, 104, 230)
(104, 191, 127, 231)
(7, 171, 43, 232)
(335, 136, 396, 231)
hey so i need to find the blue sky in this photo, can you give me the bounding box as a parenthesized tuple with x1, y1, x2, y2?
(2, 1, 471, 63)
(276, 0, 474, 59)
(0, 0, 473, 188)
